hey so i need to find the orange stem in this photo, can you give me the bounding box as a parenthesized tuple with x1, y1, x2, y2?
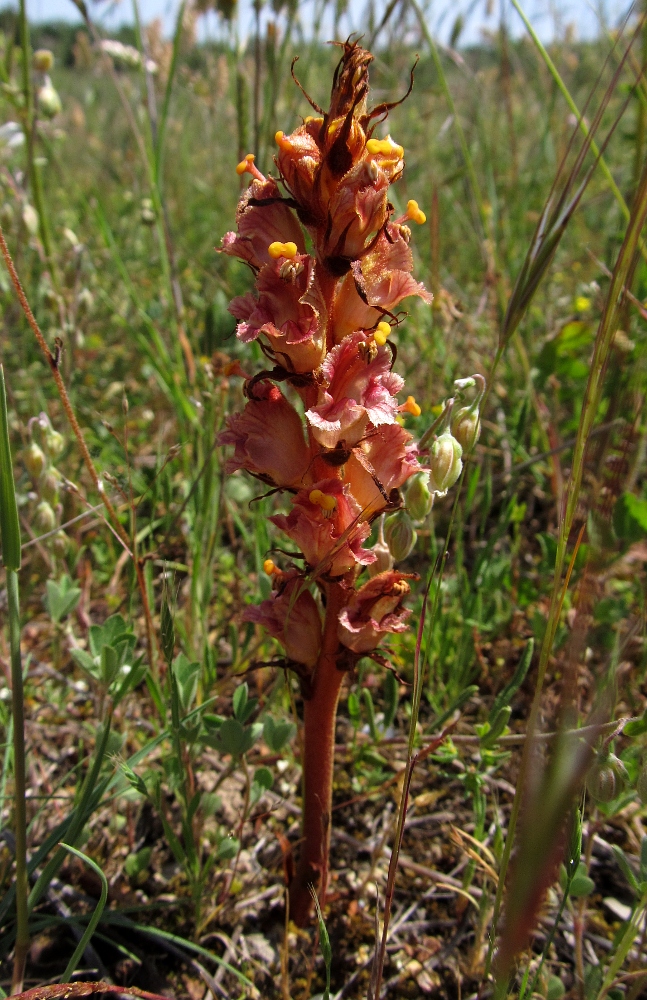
(289, 580, 349, 926)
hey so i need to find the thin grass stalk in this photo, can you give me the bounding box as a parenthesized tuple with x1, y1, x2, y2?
(154, 0, 186, 185)
(510, 0, 635, 225)
(488, 156, 647, 987)
(0, 366, 28, 995)
(18, 0, 55, 275)
(0, 224, 158, 683)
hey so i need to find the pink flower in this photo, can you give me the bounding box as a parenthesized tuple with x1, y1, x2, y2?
(243, 571, 322, 668)
(337, 571, 412, 653)
(219, 383, 313, 489)
(343, 424, 420, 516)
(271, 478, 375, 577)
(229, 256, 327, 374)
(306, 330, 403, 449)
(331, 224, 433, 343)
(220, 176, 305, 272)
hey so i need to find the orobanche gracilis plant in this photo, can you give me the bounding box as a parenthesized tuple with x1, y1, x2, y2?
(219, 40, 482, 925)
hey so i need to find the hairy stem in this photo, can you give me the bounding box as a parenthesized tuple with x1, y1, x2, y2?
(289, 582, 348, 926)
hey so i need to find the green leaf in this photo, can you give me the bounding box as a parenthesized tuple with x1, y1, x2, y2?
(44, 575, 81, 624)
(569, 870, 595, 897)
(124, 846, 152, 879)
(584, 964, 602, 1000)
(613, 492, 647, 543)
(233, 681, 257, 724)
(71, 647, 99, 679)
(213, 717, 259, 758)
(253, 765, 273, 791)
(546, 975, 565, 1000)
(100, 644, 120, 687)
(480, 705, 511, 748)
(216, 835, 239, 860)
(0, 366, 20, 571)
(623, 710, 647, 737)
(490, 638, 534, 720)
(263, 714, 296, 753)
(612, 844, 641, 895)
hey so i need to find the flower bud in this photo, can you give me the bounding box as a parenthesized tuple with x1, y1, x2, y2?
(430, 431, 463, 495)
(40, 468, 61, 505)
(406, 471, 433, 522)
(384, 510, 417, 562)
(33, 49, 54, 73)
(38, 81, 62, 119)
(637, 763, 647, 805)
(24, 441, 46, 479)
(140, 198, 155, 225)
(44, 428, 64, 460)
(23, 203, 39, 236)
(368, 536, 393, 577)
(452, 406, 481, 453)
(51, 530, 69, 558)
(34, 500, 56, 533)
(587, 752, 626, 803)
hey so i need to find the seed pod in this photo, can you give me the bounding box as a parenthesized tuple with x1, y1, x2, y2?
(44, 428, 64, 460)
(384, 510, 417, 562)
(637, 763, 647, 805)
(406, 471, 433, 522)
(34, 500, 56, 533)
(23, 204, 39, 236)
(40, 468, 61, 505)
(430, 431, 463, 494)
(51, 530, 68, 558)
(33, 49, 54, 73)
(587, 751, 626, 804)
(368, 536, 393, 576)
(38, 81, 62, 119)
(140, 198, 155, 225)
(24, 441, 46, 479)
(452, 405, 481, 453)
(587, 762, 617, 803)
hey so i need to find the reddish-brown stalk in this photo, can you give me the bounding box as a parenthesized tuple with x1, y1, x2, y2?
(289, 581, 349, 924)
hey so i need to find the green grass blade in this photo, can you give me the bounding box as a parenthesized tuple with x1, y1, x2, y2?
(59, 844, 108, 983)
(510, 0, 630, 223)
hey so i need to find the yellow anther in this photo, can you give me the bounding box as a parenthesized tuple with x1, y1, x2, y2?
(275, 130, 291, 150)
(309, 489, 337, 512)
(406, 199, 426, 225)
(366, 136, 404, 158)
(268, 241, 298, 260)
(401, 395, 421, 417)
(263, 558, 277, 575)
(235, 153, 255, 175)
(374, 321, 392, 347)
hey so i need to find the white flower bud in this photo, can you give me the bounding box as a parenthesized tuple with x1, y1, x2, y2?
(406, 471, 433, 522)
(23, 203, 39, 236)
(44, 428, 65, 460)
(34, 500, 56, 533)
(384, 510, 417, 563)
(24, 441, 46, 479)
(38, 80, 62, 119)
(452, 405, 481, 453)
(430, 431, 462, 495)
